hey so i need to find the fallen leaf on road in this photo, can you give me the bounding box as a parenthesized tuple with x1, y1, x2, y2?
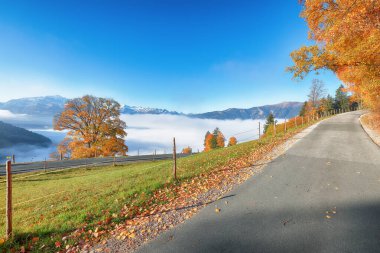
(215, 208, 221, 213)
(325, 215, 331, 219)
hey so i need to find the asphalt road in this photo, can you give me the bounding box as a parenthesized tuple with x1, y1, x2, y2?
(0, 153, 189, 175)
(137, 111, 380, 253)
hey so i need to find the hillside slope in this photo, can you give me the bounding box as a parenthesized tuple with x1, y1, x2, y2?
(0, 121, 52, 148)
(189, 102, 303, 120)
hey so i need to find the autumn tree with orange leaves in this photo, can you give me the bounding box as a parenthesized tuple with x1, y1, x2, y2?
(182, 146, 192, 154)
(214, 128, 225, 148)
(288, 0, 380, 112)
(203, 128, 225, 151)
(204, 132, 215, 152)
(54, 95, 128, 159)
(228, 137, 237, 146)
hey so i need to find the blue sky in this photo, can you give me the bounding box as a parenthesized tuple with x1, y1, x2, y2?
(0, 0, 341, 113)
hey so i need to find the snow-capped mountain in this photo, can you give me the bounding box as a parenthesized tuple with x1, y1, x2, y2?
(120, 105, 181, 115)
(0, 95, 67, 116)
(0, 96, 303, 120)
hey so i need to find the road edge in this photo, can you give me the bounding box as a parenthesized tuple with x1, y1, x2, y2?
(359, 113, 380, 147)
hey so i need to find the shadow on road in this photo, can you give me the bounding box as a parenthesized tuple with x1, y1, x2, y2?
(143, 201, 380, 253)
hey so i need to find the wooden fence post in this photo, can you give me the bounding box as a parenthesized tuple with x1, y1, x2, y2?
(284, 119, 287, 133)
(258, 122, 261, 138)
(12, 155, 15, 164)
(173, 137, 177, 180)
(113, 156, 116, 166)
(6, 160, 12, 240)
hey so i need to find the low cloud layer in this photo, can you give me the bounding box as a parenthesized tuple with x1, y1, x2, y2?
(122, 114, 266, 155)
(0, 113, 274, 161)
(0, 109, 26, 118)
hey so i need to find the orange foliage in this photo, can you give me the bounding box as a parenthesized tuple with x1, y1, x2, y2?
(182, 146, 192, 154)
(228, 137, 237, 146)
(216, 131, 225, 148)
(54, 95, 128, 159)
(288, 0, 380, 112)
(204, 133, 214, 152)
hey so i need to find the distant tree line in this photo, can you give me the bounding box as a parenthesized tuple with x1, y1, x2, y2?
(299, 80, 358, 117)
(203, 128, 237, 152)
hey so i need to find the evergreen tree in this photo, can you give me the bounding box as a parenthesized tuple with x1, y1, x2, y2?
(326, 95, 334, 111)
(299, 101, 307, 116)
(216, 131, 225, 148)
(334, 85, 350, 110)
(212, 128, 222, 148)
(319, 95, 334, 113)
(264, 113, 275, 134)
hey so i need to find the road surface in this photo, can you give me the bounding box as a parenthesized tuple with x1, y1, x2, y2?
(137, 111, 380, 253)
(0, 153, 189, 175)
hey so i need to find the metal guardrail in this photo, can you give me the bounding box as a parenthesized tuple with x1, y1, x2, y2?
(0, 153, 192, 176)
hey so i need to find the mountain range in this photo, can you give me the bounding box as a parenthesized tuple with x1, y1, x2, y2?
(0, 96, 303, 120)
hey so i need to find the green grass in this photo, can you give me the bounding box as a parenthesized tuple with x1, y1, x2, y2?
(0, 119, 319, 251)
